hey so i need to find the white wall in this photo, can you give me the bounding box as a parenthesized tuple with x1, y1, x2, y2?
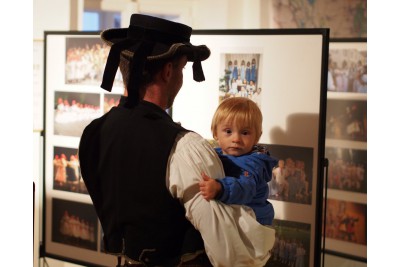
(34, 0, 72, 40)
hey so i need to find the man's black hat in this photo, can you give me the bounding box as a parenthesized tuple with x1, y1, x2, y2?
(100, 13, 210, 105)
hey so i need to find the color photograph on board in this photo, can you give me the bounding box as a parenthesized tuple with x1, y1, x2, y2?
(54, 91, 101, 137)
(53, 146, 88, 194)
(325, 147, 367, 193)
(328, 47, 367, 93)
(266, 219, 311, 267)
(65, 37, 124, 87)
(104, 93, 122, 113)
(52, 198, 98, 251)
(219, 53, 262, 108)
(266, 144, 313, 205)
(326, 98, 367, 142)
(325, 198, 367, 245)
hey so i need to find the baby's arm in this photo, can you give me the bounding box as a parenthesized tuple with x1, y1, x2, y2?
(199, 170, 257, 204)
(199, 172, 222, 201)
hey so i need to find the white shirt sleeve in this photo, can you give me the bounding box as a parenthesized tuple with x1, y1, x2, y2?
(167, 132, 275, 267)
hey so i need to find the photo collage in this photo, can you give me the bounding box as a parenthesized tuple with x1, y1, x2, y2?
(324, 40, 367, 259)
(46, 35, 122, 263)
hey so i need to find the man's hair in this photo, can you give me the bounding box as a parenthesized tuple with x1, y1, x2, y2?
(119, 53, 183, 92)
(211, 97, 263, 143)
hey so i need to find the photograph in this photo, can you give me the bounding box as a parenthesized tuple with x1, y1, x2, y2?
(328, 46, 367, 93)
(65, 37, 123, 87)
(325, 147, 367, 193)
(325, 198, 367, 245)
(266, 219, 311, 267)
(219, 53, 262, 108)
(54, 91, 101, 137)
(103, 93, 122, 113)
(326, 99, 367, 142)
(265, 144, 314, 205)
(53, 146, 88, 194)
(51, 198, 98, 251)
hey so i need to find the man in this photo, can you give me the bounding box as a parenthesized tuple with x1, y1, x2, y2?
(79, 13, 274, 267)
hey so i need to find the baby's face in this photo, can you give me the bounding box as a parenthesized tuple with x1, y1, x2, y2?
(215, 120, 257, 156)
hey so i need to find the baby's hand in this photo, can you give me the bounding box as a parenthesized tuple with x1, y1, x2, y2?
(199, 172, 221, 201)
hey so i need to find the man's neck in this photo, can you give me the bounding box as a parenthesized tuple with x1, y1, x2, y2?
(143, 85, 168, 110)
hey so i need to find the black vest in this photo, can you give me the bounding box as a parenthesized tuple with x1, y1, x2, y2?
(79, 101, 191, 265)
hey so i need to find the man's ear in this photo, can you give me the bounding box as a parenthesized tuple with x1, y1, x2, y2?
(161, 62, 173, 82)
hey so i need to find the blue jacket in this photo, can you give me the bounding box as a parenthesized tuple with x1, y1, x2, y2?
(215, 147, 277, 225)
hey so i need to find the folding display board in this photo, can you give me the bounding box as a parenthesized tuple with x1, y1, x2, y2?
(43, 29, 329, 267)
(323, 38, 367, 263)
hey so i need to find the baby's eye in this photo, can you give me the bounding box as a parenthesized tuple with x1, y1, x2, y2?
(242, 130, 249, 135)
(224, 129, 232, 134)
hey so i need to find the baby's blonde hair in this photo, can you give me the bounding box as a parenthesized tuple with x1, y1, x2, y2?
(211, 97, 263, 143)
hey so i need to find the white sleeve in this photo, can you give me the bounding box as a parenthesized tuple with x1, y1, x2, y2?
(167, 132, 275, 267)
(167, 131, 224, 202)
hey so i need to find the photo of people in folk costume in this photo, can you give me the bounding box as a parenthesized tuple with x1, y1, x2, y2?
(219, 53, 262, 108)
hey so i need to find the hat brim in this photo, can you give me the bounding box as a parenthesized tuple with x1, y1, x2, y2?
(101, 28, 210, 62)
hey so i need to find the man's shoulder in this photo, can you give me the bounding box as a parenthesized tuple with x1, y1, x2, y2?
(176, 131, 204, 145)
(177, 132, 218, 147)
(171, 132, 223, 177)
(81, 113, 108, 137)
(174, 132, 217, 155)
